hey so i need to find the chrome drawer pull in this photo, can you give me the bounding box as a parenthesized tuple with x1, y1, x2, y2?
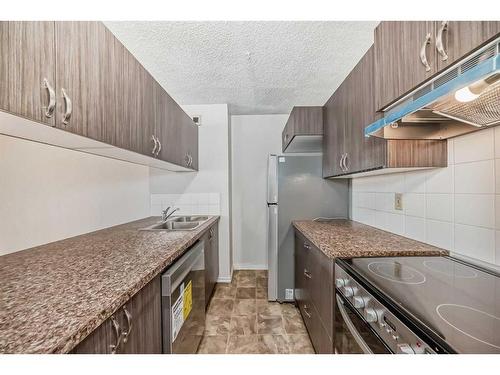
(303, 304, 311, 318)
(61, 88, 72, 125)
(110, 315, 122, 354)
(122, 305, 132, 344)
(436, 21, 449, 61)
(420, 33, 432, 72)
(43, 78, 56, 119)
(304, 269, 312, 279)
(303, 243, 311, 250)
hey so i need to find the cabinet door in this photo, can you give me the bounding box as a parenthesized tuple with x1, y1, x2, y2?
(1, 22, 56, 126)
(180, 110, 199, 170)
(344, 46, 386, 173)
(118, 276, 162, 354)
(436, 21, 500, 71)
(374, 21, 436, 111)
(71, 317, 115, 354)
(322, 83, 346, 178)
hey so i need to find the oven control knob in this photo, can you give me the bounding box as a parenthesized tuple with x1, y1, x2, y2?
(364, 307, 378, 323)
(341, 285, 357, 298)
(335, 278, 348, 288)
(396, 344, 415, 354)
(352, 296, 370, 309)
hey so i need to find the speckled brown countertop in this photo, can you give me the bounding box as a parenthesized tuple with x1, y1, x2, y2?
(293, 219, 448, 259)
(0, 216, 219, 354)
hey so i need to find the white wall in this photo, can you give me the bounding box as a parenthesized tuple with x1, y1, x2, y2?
(0, 134, 150, 255)
(350, 127, 500, 271)
(231, 114, 288, 270)
(150, 104, 232, 281)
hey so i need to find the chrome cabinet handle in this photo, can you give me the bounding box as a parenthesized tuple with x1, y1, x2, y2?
(344, 153, 350, 171)
(420, 33, 432, 72)
(304, 269, 312, 279)
(61, 88, 72, 125)
(303, 243, 311, 250)
(436, 21, 449, 61)
(121, 305, 132, 344)
(185, 153, 190, 166)
(156, 138, 162, 157)
(303, 304, 311, 318)
(110, 315, 122, 354)
(339, 154, 344, 172)
(43, 78, 56, 119)
(151, 135, 158, 156)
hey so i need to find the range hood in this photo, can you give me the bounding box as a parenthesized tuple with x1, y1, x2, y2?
(365, 37, 500, 140)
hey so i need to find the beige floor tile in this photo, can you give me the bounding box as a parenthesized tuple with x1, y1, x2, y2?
(287, 334, 315, 354)
(205, 315, 231, 336)
(283, 314, 308, 334)
(256, 277, 268, 288)
(207, 299, 234, 316)
(197, 335, 228, 354)
(256, 300, 282, 315)
(280, 302, 300, 317)
(213, 284, 237, 299)
(236, 287, 256, 299)
(227, 335, 260, 354)
(258, 334, 289, 354)
(257, 313, 285, 335)
(233, 299, 256, 315)
(255, 270, 268, 278)
(230, 315, 257, 336)
(236, 274, 257, 287)
(256, 287, 267, 299)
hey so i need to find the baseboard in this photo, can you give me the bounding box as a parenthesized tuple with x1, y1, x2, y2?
(217, 276, 233, 283)
(233, 264, 268, 270)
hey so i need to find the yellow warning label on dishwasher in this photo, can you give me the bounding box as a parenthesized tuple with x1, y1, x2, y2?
(183, 280, 192, 320)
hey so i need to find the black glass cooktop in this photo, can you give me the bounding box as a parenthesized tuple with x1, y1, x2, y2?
(343, 256, 500, 354)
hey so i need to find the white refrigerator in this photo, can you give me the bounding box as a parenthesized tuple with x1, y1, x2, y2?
(266, 154, 348, 302)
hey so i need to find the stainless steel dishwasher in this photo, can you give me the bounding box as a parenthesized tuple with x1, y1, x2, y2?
(162, 240, 205, 354)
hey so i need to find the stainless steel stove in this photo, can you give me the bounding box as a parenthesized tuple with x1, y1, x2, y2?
(335, 256, 500, 354)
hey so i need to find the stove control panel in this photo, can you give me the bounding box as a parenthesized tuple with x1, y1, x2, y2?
(335, 263, 435, 354)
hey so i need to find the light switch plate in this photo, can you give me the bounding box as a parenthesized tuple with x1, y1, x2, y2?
(394, 193, 403, 210)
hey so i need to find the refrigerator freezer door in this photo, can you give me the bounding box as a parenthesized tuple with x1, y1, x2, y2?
(267, 155, 278, 204)
(267, 204, 278, 301)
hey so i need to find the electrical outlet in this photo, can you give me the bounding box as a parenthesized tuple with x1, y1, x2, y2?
(285, 288, 294, 300)
(394, 193, 403, 210)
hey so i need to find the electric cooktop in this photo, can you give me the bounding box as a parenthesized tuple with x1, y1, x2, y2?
(342, 256, 500, 354)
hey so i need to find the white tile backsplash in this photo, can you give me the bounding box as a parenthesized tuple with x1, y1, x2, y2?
(150, 193, 221, 216)
(350, 131, 500, 268)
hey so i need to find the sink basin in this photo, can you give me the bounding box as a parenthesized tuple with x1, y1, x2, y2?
(171, 216, 209, 223)
(141, 220, 201, 231)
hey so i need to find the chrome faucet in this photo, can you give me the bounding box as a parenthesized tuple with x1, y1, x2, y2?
(161, 207, 179, 222)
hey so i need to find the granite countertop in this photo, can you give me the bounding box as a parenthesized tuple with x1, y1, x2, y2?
(0, 216, 219, 354)
(293, 219, 448, 259)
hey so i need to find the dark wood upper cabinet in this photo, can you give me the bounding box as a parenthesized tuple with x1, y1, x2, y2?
(1, 22, 56, 126)
(282, 106, 323, 153)
(322, 83, 346, 178)
(374, 21, 437, 111)
(435, 21, 500, 71)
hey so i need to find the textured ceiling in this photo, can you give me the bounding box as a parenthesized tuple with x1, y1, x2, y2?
(104, 21, 379, 115)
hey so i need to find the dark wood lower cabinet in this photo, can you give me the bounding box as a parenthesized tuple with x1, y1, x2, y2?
(204, 223, 219, 308)
(294, 231, 334, 354)
(71, 276, 161, 354)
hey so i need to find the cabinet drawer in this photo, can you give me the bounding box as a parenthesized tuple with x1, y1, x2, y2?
(298, 297, 333, 354)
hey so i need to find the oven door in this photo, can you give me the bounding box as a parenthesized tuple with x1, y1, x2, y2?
(335, 293, 391, 354)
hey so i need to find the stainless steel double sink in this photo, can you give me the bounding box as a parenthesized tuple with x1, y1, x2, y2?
(140, 216, 210, 231)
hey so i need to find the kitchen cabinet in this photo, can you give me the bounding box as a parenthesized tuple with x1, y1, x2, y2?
(374, 21, 437, 111)
(323, 46, 447, 178)
(282, 106, 323, 153)
(0, 22, 56, 126)
(294, 231, 333, 354)
(72, 276, 161, 354)
(435, 21, 500, 70)
(0, 21, 198, 171)
(204, 222, 219, 308)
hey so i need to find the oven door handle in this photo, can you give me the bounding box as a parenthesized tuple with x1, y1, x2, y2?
(336, 294, 373, 354)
